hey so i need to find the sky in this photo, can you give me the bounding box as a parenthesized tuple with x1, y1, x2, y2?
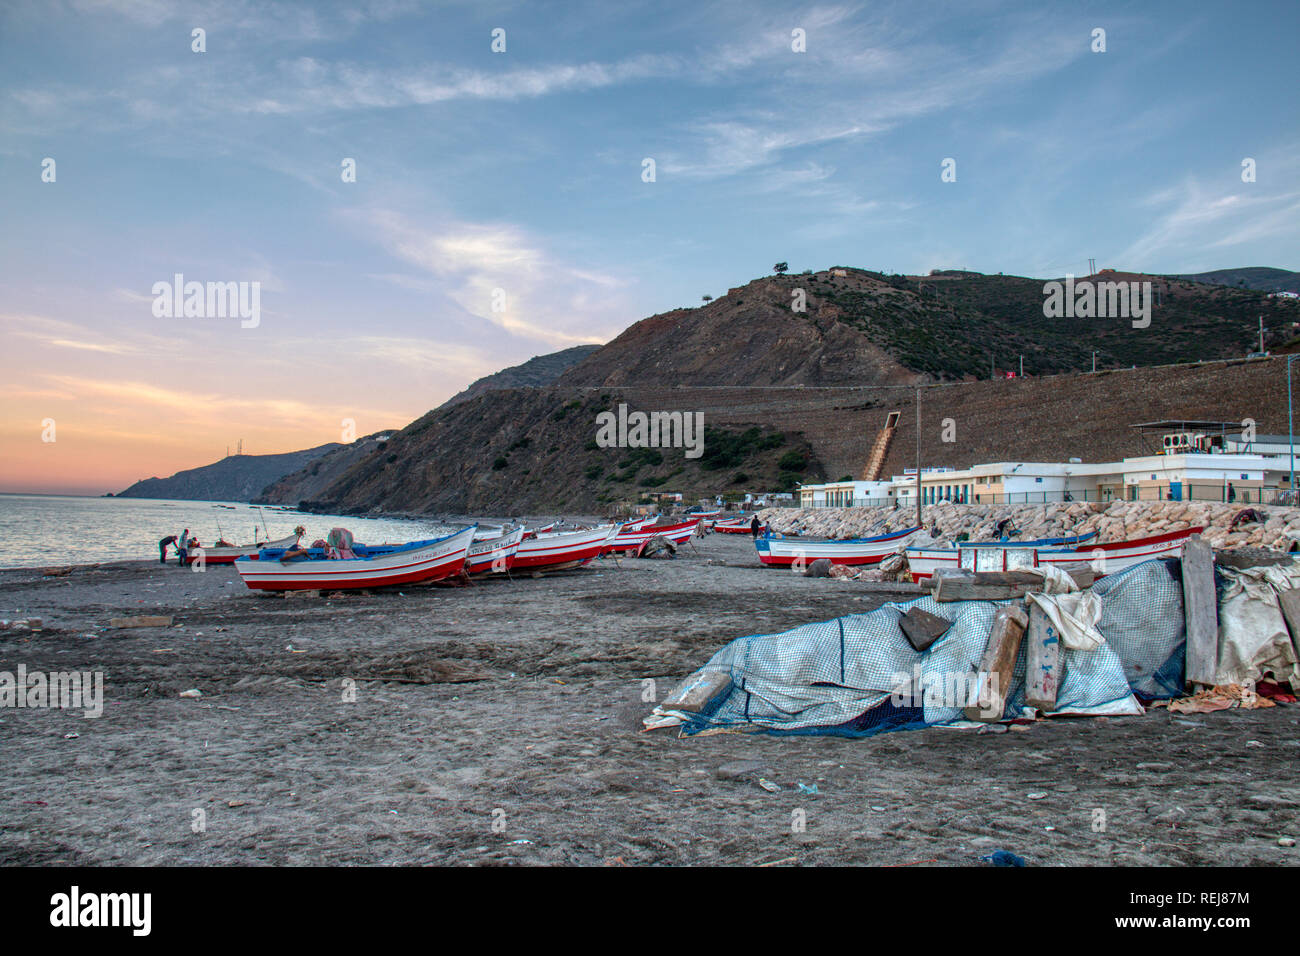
(1, 0, 1297, 494)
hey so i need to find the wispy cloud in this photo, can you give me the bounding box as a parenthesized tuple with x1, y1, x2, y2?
(352, 209, 626, 347)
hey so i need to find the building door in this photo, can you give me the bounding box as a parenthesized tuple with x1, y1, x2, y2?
(1169, 481, 1182, 501)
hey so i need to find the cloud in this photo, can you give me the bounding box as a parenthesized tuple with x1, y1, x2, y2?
(1119, 150, 1300, 269)
(352, 209, 626, 348)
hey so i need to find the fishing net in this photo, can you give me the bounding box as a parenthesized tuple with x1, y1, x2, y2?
(326, 528, 354, 550)
(653, 559, 1184, 738)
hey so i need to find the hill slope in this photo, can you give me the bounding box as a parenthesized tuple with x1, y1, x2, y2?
(558, 268, 1298, 386)
(1171, 267, 1300, 294)
(253, 433, 394, 506)
(442, 345, 601, 407)
(117, 444, 343, 502)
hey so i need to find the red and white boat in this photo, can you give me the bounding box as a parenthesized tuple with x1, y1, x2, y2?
(513, 525, 617, 572)
(521, 521, 557, 540)
(234, 526, 476, 591)
(465, 527, 526, 576)
(904, 531, 1098, 580)
(905, 527, 1203, 583)
(713, 516, 756, 534)
(755, 526, 921, 567)
(186, 532, 301, 566)
(607, 518, 700, 553)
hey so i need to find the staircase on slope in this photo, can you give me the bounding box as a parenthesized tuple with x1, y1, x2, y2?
(860, 411, 901, 481)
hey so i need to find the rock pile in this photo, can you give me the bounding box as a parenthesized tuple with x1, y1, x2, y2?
(756, 500, 1300, 552)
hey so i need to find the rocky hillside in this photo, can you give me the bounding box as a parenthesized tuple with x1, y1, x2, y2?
(117, 444, 342, 502)
(299, 355, 1294, 516)
(559, 268, 1299, 386)
(282, 264, 1299, 515)
(253, 432, 393, 506)
(441, 344, 600, 407)
(300, 389, 823, 515)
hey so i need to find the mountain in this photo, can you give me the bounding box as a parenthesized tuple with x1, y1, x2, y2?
(254, 432, 395, 506)
(117, 444, 343, 502)
(441, 345, 601, 407)
(559, 268, 1298, 385)
(213, 266, 1300, 515)
(1171, 267, 1300, 294)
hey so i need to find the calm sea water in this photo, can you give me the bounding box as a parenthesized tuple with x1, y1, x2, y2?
(0, 495, 458, 569)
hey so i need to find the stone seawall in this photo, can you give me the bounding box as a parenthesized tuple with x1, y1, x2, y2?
(756, 500, 1300, 551)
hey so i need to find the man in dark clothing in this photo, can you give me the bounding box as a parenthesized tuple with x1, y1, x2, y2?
(750, 515, 762, 538)
(158, 535, 177, 564)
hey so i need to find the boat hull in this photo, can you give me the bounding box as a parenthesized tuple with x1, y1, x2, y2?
(187, 533, 300, 566)
(465, 527, 525, 575)
(905, 527, 1202, 582)
(905, 531, 1099, 580)
(607, 519, 700, 553)
(235, 526, 475, 591)
(513, 525, 616, 571)
(756, 526, 921, 567)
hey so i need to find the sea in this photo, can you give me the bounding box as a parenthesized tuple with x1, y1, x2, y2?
(0, 495, 459, 569)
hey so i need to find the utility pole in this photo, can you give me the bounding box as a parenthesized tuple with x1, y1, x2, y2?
(1092, 351, 1097, 373)
(1260, 315, 1265, 354)
(1019, 355, 1024, 378)
(990, 354, 994, 379)
(915, 386, 922, 530)
(1289, 355, 1296, 493)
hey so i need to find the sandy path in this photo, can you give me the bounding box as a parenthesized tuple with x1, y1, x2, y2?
(1, 535, 1296, 866)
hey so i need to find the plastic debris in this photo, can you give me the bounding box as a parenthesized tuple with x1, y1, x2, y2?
(980, 850, 1027, 867)
(796, 782, 819, 795)
(756, 777, 781, 793)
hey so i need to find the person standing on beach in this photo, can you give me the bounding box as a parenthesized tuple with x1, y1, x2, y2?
(750, 515, 761, 538)
(177, 529, 189, 566)
(158, 534, 177, 564)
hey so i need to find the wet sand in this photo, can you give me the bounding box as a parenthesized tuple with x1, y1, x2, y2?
(1, 534, 1297, 866)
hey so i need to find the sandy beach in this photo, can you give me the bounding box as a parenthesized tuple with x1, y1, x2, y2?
(1, 533, 1297, 867)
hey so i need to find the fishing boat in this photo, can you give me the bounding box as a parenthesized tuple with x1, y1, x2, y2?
(234, 525, 476, 591)
(755, 526, 922, 567)
(521, 521, 557, 540)
(713, 516, 756, 534)
(905, 527, 1202, 582)
(513, 525, 618, 572)
(186, 532, 301, 566)
(904, 531, 1098, 580)
(606, 518, 700, 553)
(464, 527, 525, 576)
(686, 509, 722, 519)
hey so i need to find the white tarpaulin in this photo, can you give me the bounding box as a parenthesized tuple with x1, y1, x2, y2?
(1215, 564, 1300, 686)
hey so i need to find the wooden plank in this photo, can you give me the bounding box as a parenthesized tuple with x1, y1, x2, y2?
(933, 568, 1093, 602)
(110, 615, 174, 628)
(899, 607, 952, 652)
(1024, 602, 1061, 712)
(964, 605, 1029, 722)
(1181, 535, 1218, 688)
(661, 670, 733, 713)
